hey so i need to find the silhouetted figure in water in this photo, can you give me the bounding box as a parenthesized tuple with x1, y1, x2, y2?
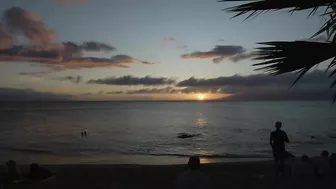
(81, 132, 84, 137)
(177, 156, 211, 189)
(84, 130, 87, 136)
(28, 163, 53, 181)
(270, 121, 289, 178)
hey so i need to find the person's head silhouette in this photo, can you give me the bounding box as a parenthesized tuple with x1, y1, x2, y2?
(321, 150, 329, 157)
(275, 121, 282, 130)
(188, 156, 200, 171)
(302, 155, 309, 161)
(6, 160, 16, 170)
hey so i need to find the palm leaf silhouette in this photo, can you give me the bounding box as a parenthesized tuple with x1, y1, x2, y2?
(220, 0, 336, 102)
(220, 0, 334, 18)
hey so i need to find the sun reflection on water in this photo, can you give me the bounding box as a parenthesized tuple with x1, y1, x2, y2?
(195, 112, 207, 128)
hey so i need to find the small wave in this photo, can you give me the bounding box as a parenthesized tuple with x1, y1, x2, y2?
(291, 140, 325, 145)
(303, 141, 324, 145)
(232, 129, 249, 133)
(0, 146, 55, 155)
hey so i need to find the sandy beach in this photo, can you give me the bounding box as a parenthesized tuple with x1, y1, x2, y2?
(2, 160, 335, 189)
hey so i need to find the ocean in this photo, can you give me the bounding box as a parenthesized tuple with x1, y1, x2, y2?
(0, 101, 335, 165)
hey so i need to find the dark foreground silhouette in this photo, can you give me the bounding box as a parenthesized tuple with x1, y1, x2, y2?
(177, 156, 211, 189)
(1, 159, 335, 189)
(270, 121, 289, 178)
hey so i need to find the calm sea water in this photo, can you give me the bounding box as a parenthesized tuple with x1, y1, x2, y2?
(0, 101, 335, 165)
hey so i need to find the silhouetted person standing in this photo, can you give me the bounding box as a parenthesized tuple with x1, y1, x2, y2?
(1, 160, 21, 187)
(270, 121, 289, 177)
(177, 156, 211, 189)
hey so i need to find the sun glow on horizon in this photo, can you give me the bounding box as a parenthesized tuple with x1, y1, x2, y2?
(197, 93, 205, 100)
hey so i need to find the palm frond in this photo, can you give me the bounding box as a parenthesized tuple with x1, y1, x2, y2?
(253, 41, 336, 74)
(220, 0, 335, 19)
(220, 0, 336, 102)
(253, 41, 336, 101)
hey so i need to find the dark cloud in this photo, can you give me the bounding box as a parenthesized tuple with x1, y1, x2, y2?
(107, 86, 220, 95)
(81, 41, 115, 52)
(62, 41, 115, 53)
(181, 45, 251, 63)
(78, 90, 104, 96)
(110, 55, 135, 64)
(107, 87, 175, 95)
(0, 46, 60, 62)
(78, 92, 93, 96)
(0, 7, 154, 72)
(0, 45, 149, 71)
(100, 71, 335, 101)
(230, 52, 256, 62)
(19, 71, 51, 77)
(57, 76, 83, 83)
(177, 70, 334, 101)
(0, 88, 72, 101)
(87, 75, 176, 86)
(3, 7, 56, 48)
(176, 70, 327, 87)
(126, 87, 174, 94)
(106, 91, 124, 94)
(61, 41, 82, 61)
(140, 61, 156, 65)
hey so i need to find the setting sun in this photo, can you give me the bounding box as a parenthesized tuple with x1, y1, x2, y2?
(197, 94, 205, 100)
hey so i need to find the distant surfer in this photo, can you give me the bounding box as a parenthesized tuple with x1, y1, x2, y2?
(84, 130, 87, 136)
(178, 133, 200, 139)
(81, 130, 88, 137)
(270, 121, 289, 178)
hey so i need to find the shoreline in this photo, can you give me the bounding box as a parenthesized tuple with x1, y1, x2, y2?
(0, 153, 273, 166)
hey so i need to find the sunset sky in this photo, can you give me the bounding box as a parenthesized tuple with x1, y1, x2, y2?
(0, 0, 333, 101)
